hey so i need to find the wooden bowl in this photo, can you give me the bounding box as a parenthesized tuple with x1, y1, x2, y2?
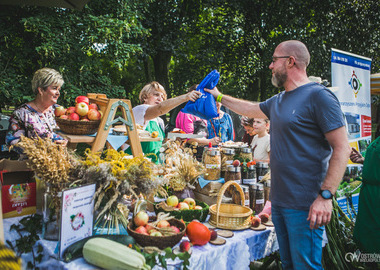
(127, 218, 186, 249)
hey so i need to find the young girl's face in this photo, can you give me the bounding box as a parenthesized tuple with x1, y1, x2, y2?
(253, 118, 268, 134)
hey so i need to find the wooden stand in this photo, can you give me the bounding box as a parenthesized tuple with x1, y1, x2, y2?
(60, 94, 143, 156)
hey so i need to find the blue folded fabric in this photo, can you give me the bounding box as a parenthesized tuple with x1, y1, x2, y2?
(198, 176, 225, 189)
(181, 70, 220, 120)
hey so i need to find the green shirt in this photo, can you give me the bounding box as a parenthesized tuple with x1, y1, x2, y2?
(353, 136, 380, 253)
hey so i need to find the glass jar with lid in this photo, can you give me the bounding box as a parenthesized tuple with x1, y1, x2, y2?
(256, 162, 269, 181)
(221, 148, 235, 178)
(224, 165, 241, 184)
(203, 148, 221, 180)
(242, 165, 257, 185)
(239, 147, 252, 162)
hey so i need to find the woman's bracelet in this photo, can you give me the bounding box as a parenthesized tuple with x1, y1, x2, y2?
(216, 94, 224, 103)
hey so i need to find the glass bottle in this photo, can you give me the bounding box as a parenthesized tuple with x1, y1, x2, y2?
(42, 185, 61, 240)
(255, 183, 265, 214)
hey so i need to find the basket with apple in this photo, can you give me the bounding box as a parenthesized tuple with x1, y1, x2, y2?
(55, 96, 102, 135)
(127, 210, 186, 249)
(154, 195, 210, 222)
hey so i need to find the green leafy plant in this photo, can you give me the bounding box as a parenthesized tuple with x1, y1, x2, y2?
(136, 246, 191, 270)
(6, 214, 44, 269)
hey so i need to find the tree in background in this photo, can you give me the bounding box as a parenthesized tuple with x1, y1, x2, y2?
(0, 0, 148, 109)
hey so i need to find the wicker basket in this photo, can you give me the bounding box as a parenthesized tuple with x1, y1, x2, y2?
(127, 218, 186, 249)
(209, 181, 253, 230)
(154, 199, 209, 222)
(56, 117, 100, 135)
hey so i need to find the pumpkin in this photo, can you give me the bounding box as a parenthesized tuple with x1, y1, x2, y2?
(186, 221, 211, 246)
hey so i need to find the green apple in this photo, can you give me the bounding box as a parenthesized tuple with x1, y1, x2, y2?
(184, 198, 196, 209)
(167, 195, 179, 207)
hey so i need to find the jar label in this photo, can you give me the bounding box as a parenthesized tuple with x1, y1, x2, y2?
(226, 160, 233, 165)
(256, 199, 264, 204)
(245, 200, 250, 206)
(206, 164, 221, 169)
(258, 176, 264, 181)
(243, 179, 256, 184)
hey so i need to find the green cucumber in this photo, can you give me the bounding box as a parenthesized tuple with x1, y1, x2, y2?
(63, 234, 136, 262)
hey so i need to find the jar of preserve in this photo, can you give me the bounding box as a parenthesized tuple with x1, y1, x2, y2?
(239, 147, 252, 161)
(256, 162, 269, 181)
(254, 183, 265, 214)
(241, 185, 250, 208)
(242, 165, 256, 185)
(204, 148, 221, 180)
(221, 148, 235, 178)
(224, 165, 241, 184)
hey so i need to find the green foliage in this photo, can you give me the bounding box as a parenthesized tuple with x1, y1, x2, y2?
(1, 0, 380, 113)
(6, 214, 44, 269)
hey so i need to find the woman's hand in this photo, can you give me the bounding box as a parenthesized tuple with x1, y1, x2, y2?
(186, 90, 202, 102)
(204, 87, 221, 99)
(55, 139, 68, 147)
(350, 147, 364, 164)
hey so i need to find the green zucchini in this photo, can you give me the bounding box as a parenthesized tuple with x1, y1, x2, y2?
(63, 234, 136, 262)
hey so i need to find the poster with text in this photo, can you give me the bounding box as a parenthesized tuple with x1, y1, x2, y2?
(59, 184, 96, 259)
(331, 48, 371, 215)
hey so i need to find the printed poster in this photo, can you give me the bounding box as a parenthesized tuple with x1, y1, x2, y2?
(331, 48, 372, 215)
(59, 184, 96, 258)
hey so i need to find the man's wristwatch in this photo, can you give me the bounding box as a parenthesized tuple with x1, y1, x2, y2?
(319, 189, 333, 200)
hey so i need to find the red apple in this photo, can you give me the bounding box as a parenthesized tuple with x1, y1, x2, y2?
(134, 211, 149, 227)
(210, 229, 217, 241)
(54, 106, 66, 117)
(75, 96, 89, 105)
(251, 216, 261, 228)
(232, 160, 241, 167)
(66, 106, 76, 115)
(87, 109, 101, 121)
(167, 195, 179, 207)
(80, 118, 89, 121)
(88, 103, 98, 110)
(179, 240, 191, 252)
(68, 113, 80, 121)
(145, 223, 155, 233)
(60, 115, 69, 119)
(183, 198, 196, 209)
(135, 226, 148, 235)
(258, 213, 270, 223)
(178, 202, 190, 210)
(75, 102, 89, 116)
(157, 220, 170, 228)
(170, 226, 180, 233)
(194, 205, 202, 210)
(99, 110, 103, 119)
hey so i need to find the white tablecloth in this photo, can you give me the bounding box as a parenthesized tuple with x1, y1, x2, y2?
(4, 216, 278, 270)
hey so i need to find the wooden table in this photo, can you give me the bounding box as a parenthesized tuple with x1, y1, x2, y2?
(58, 132, 160, 150)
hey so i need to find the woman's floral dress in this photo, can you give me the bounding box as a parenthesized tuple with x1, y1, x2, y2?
(6, 104, 63, 147)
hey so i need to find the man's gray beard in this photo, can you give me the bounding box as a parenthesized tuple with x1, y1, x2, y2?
(271, 73, 287, 88)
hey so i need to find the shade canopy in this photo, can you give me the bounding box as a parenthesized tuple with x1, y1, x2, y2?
(0, 0, 90, 10)
(371, 73, 380, 95)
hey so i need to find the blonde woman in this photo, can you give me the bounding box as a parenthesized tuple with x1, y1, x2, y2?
(251, 118, 270, 163)
(6, 68, 67, 154)
(128, 81, 200, 163)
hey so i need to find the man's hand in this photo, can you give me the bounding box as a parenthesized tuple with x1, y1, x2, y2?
(209, 137, 221, 145)
(186, 90, 202, 102)
(350, 147, 364, 164)
(204, 87, 221, 99)
(307, 196, 332, 229)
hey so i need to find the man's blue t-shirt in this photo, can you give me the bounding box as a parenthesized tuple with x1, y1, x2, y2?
(260, 82, 345, 210)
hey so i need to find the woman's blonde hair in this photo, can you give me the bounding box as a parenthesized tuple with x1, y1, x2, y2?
(139, 81, 167, 103)
(31, 68, 64, 95)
